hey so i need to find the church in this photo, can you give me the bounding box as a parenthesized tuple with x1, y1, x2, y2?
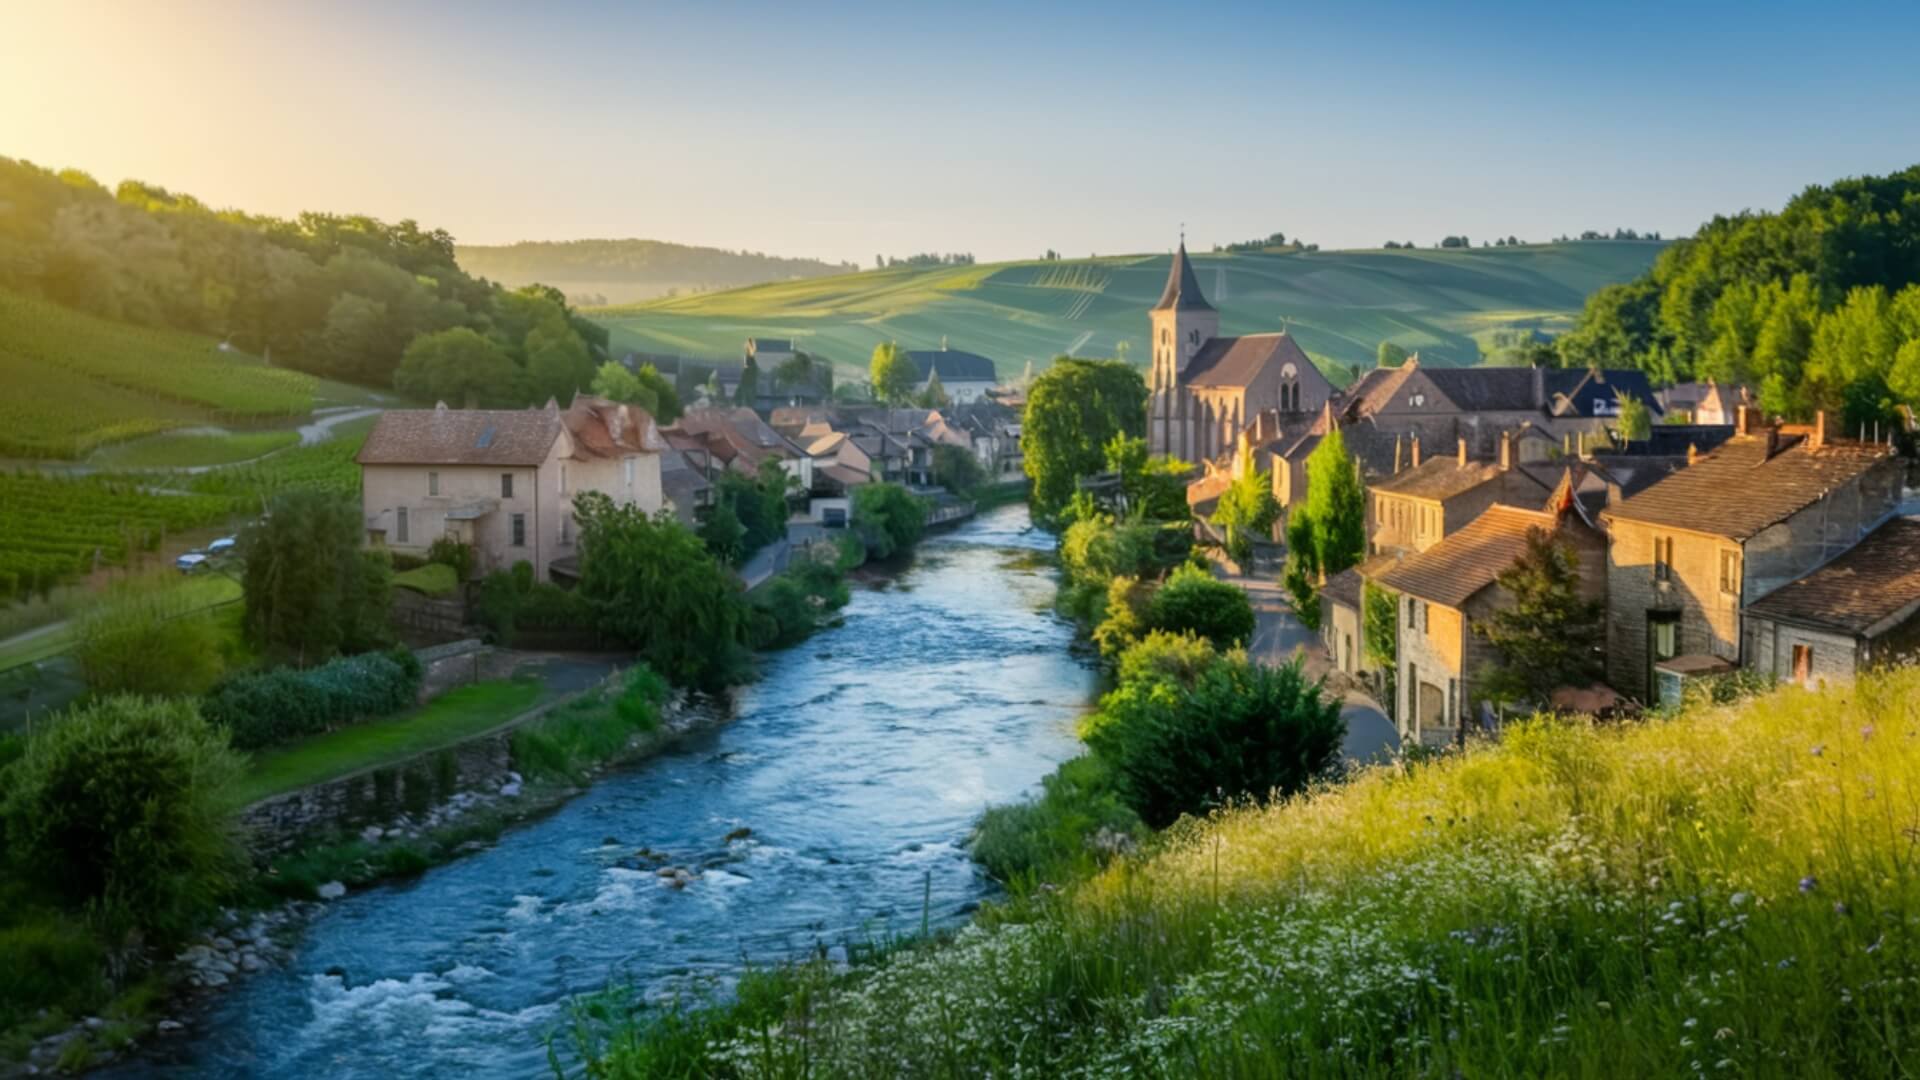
(1147, 241, 1332, 463)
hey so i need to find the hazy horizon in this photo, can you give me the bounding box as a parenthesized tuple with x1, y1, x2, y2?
(6, 0, 1918, 265)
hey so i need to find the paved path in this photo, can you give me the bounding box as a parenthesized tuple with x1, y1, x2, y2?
(739, 539, 792, 590)
(1215, 562, 1400, 765)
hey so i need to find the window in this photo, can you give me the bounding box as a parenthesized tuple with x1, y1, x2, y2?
(1791, 644, 1813, 685)
(1187, 329, 1199, 346)
(1719, 549, 1741, 594)
(560, 514, 573, 547)
(428, 471, 439, 497)
(1651, 617, 1678, 660)
(624, 457, 635, 486)
(501, 472, 514, 499)
(395, 507, 409, 544)
(559, 463, 568, 493)
(510, 513, 526, 547)
(1653, 535, 1674, 582)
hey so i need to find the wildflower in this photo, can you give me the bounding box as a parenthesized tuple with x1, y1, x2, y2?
(1714, 1027, 1734, 1041)
(1810, 744, 1824, 757)
(1861, 724, 1875, 740)
(1777, 957, 1795, 970)
(1834, 901, 1850, 916)
(1683, 1017, 1698, 1029)
(1715, 1059, 1735, 1070)
(1799, 875, 1817, 894)
(1730, 892, 1749, 908)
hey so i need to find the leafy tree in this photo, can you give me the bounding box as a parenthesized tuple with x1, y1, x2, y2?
(394, 327, 520, 407)
(1280, 428, 1365, 624)
(573, 491, 746, 688)
(1104, 434, 1190, 521)
(1087, 653, 1343, 828)
(1377, 341, 1409, 368)
(870, 342, 917, 405)
(1021, 358, 1148, 522)
(1212, 445, 1280, 564)
(1614, 391, 1652, 441)
(590, 360, 683, 423)
(917, 368, 950, 408)
(1, 696, 243, 945)
(71, 587, 224, 697)
(697, 501, 747, 566)
(1362, 581, 1399, 670)
(710, 462, 790, 559)
(524, 317, 596, 403)
(1147, 562, 1255, 650)
(240, 490, 392, 665)
(734, 356, 760, 405)
(932, 443, 986, 496)
(773, 350, 833, 400)
(1470, 527, 1603, 704)
(852, 482, 927, 559)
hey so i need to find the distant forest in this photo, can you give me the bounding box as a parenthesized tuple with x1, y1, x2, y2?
(1557, 163, 1920, 430)
(0, 156, 607, 405)
(456, 239, 858, 306)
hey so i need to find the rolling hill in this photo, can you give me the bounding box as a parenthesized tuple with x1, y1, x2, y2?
(589, 242, 1664, 384)
(454, 238, 860, 306)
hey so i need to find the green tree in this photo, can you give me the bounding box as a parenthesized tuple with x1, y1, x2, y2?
(1104, 433, 1190, 521)
(852, 482, 928, 559)
(1362, 579, 1399, 717)
(1212, 445, 1280, 564)
(240, 490, 392, 665)
(932, 443, 986, 496)
(1470, 527, 1603, 704)
(1147, 562, 1256, 650)
(1279, 428, 1365, 628)
(1087, 653, 1344, 828)
(1021, 358, 1149, 522)
(697, 501, 747, 566)
(524, 317, 596, 403)
(734, 356, 760, 405)
(870, 342, 917, 405)
(1377, 341, 1409, 368)
(573, 491, 746, 688)
(1615, 391, 1652, 441)
(590, 360, 683, 422)
(1, 696, 243, 945)
(393, 327, 520, 407)
(709, 463, 790, 559)
(917, 368, 950, 408)
(71, 587, 225, 697)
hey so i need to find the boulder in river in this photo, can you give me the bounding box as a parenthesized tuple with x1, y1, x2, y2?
(723, 827, 753, 844)
(315, 881, 347, 901)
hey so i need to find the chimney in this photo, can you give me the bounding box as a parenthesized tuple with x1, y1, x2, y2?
(1687, 442, 1698, 466)
(1562, 432, 1572, 456)
(1811, 409, 1827, 450)
(1736, 405, 1751, 436)
(1393, 434, 1404, 473)
(1457, 437, 1468, 468)
(1410, 435, 1422, 468)
(1498, 430, 1514, 471)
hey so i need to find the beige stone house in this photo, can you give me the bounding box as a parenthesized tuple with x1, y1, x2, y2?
(357, 394, 667, 582)
(1743, 517, 1920, 686)
(1599, 410, 1901, 704)
(1367, 433, 1557, 557)
(1374, 503, 1607, 746)
(1147, 241, 1333, 464)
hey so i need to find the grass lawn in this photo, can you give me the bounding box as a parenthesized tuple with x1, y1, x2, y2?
(231, 676, 546, 806)
(393, 562, 459, 597)
(89, 429, 299, 469)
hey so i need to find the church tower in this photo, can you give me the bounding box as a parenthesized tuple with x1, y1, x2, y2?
(1149, 240, 1219, 457)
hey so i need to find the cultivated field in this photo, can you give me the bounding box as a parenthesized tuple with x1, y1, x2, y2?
(0, 290, 318, 459)
(591, 242, 1664, 384)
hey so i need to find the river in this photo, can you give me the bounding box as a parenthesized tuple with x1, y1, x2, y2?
(137, 503, 1092, 1078)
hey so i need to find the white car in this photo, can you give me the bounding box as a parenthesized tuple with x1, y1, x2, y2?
(207, 536, 238, 556)
(175, 552, 209, 573)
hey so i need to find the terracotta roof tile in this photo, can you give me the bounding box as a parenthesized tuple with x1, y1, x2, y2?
(1370, 457, 1507, 501)
(1744, 517, 1920, 636)
(357, 408, 560, 467)
(1374, 504, 1563, 608)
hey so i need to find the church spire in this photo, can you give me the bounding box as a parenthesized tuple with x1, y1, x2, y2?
(1153, 239, 1214, 313)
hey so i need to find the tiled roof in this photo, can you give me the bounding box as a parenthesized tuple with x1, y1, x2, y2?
(1601, 432, 1895, 539)
(1374, 504, 1563, 608)
(559, 393, 665, 460)
(357, 407, 560, 467)
(1542, 368, 1663, 419)
(1186, 332, 1313, 389)
(1421, 367, 1539, 412)
(1321, 566, 1364, 609)
(1153, 242, 1214, 312)
(907, 349, 998, 383)
(1340, 361, 1419, 420)
(1745, 517, 1920, 636)
(1370, 457, 1507, 501)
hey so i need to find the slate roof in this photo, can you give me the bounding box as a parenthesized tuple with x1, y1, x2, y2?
(358, 407, 560, 467)
(1744, 518, 1920, 636)
(1601, 431, 1895, 540)
(1370, 456, 1508, 501)
(1542, 367, 1664, 419)
(747, 338, 793, 355)
(906, 349, 998, 383)
(1374, 504, 1564, 608)
(1185, 332, 1313, 389)
(1153, 242, 1215, 313)
(1321, 566, 1364, 610)
(1421, 367, 1539, 412)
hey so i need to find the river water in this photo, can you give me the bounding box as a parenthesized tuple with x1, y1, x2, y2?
(139, 503, 1091, 1079)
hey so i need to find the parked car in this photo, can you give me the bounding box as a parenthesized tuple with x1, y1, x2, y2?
(207, 536, 238, 556)
(175, 552, 209, 573)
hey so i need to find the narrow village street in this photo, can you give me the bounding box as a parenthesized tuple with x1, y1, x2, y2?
(1212, 561, 1400, 764)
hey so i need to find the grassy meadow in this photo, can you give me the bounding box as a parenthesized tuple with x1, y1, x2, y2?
(0, 290, 318, 459)
(579, 671, 1920, 1077)
(591, 242, 1663, 384)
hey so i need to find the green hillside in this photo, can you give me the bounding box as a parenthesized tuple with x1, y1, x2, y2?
(455, 238, 860, 306)
(590, 242, 1665, 384)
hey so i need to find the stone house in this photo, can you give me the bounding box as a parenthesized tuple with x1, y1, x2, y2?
(906, 347, 1000, 404)
(1374, 503, 1607, 746)
(1742, 516, 1920, 687)
(357, 394, 666, 583)
(1148, 241, 1334, 464)
(1318, 553, 1399, 680)
(1598, 409, 1902, 703)
(1340, 355, 1663, 456)
(1367, 432, 1557, 557)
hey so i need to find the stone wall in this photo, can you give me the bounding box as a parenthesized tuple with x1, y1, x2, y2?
(391, 588, 470, 639)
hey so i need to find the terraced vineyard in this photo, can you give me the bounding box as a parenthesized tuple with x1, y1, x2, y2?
(593, 242, 1664, 383)
(0, 290, 318, 458)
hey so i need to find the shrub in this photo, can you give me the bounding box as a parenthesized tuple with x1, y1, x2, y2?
(0, 916, 106, 1029)
(748, 556, 851, 649)
(512, 665, 668, 782)
(1087, 656, 1344, 828)
(1146, 562, 1255, 649)
(476, 561, 591, 645)
(0, 696, 243, 946)
(970, 755, 1145, 891)
(201, 648, 421, 750)
(70, 590, 224, 697)
(240, 489, 392, 664)
(574, 494, 748, 689)
(425, 536, 474, 581)
(852, 483, 927, 559)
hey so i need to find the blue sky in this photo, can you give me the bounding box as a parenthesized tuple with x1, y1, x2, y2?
(4, 0, 1916, 262)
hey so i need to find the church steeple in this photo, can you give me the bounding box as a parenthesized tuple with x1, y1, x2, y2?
(1153, 240, 1215, 313)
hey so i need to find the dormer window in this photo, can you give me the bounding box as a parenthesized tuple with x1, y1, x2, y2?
(1187, 329, 1200, 346)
